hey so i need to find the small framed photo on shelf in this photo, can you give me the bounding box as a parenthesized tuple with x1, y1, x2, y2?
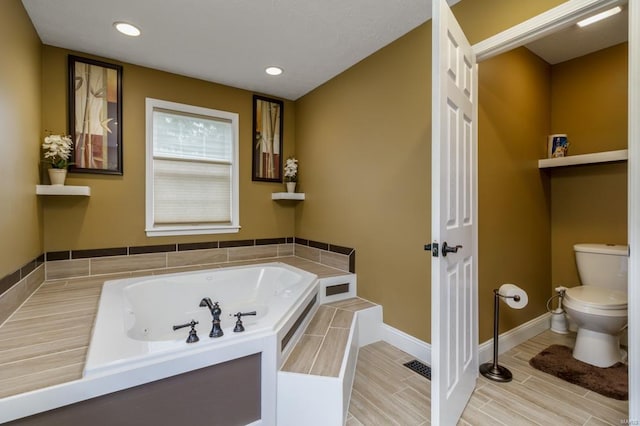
(548, 134, 569, 158)
(68, 55, 123, 175)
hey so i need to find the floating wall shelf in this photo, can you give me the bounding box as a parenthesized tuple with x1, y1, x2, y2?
(271, 192, 305, 201)
(36, 185, 91, 196)
(538, 149, 628, 169)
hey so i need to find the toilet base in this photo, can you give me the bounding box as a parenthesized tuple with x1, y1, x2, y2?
(572, 328, 621, 368)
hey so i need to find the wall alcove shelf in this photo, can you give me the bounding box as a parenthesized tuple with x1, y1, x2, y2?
(271, 192, 305, 201)
(36, 185, 91, 196)
(538, 149, 628, 169)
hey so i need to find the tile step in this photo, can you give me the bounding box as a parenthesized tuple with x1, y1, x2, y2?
(277, 297, 383, 426)
(281, 297, 376, 376)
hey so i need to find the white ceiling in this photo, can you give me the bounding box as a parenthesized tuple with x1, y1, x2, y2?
(525, 4, 628, 65)
(21, 1, 628, 100)
(22, 0, 460, 100)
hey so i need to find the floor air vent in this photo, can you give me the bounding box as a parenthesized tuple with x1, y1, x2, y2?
(403, 359, 431, 380)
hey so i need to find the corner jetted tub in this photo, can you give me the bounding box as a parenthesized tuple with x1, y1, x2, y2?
(85, 262, 319, 376)
(0, 263, 319, 425)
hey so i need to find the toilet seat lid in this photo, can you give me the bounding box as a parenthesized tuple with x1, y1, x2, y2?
(565, 286, 627, 310)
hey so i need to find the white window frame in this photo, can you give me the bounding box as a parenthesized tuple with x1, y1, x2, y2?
(145, 98, 240, 237)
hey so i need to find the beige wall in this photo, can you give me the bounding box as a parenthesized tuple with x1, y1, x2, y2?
(477, 41, 629, 338)
(41, 46, 296, 251)
(478, 47, 552, 339)
(550, 43, 628, 287)
(5, 0, 619, 346)
(295, 23, 433, 341)
(295, 0, 565, 342)
(0, 0, 43, 277)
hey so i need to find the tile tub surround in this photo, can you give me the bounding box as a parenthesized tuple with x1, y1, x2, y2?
(293, 237, 355, 273)
(0, 256, 351, 403)
(0, 254, 45, 325)
(44, 237, 355, 280)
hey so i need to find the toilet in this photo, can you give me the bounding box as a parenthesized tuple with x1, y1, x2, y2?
(563, 243, 628, 368)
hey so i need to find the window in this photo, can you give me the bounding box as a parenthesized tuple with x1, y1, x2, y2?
(145, 98, 239, 236)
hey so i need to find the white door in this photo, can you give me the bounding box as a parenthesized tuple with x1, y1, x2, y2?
(430, 0, 478, 424)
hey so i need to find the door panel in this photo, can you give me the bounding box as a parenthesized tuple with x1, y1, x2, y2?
(431, 0, 478, 424)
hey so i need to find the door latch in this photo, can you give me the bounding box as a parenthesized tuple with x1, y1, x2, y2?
(424, 242, 439, 257)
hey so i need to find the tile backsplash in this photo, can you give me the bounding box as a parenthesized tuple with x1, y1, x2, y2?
(0, 237, 355, 325)
(0, 262, 44, 324)
(42, 237, 355, 281)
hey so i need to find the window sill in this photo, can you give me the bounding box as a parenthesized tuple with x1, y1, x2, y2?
(146, 225, 240, 237)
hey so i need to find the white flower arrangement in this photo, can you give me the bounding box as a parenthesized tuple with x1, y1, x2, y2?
(284, 157, 298, 182)
(42, 134, 73, 169)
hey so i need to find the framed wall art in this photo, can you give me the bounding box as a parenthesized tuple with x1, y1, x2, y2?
(68, 55, 123, 175)
(252, 95, 283, 182)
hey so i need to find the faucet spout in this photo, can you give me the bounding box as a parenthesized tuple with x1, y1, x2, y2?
(199, 297, 214, 313)
(199, 297, 224, 338)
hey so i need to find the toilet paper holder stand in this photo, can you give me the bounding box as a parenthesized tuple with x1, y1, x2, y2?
(479, 288, 521, 382)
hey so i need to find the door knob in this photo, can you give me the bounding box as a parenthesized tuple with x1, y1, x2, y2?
(442, 241, 462, 257)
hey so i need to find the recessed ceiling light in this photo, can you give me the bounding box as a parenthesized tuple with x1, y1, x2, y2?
(114, 22, 141, 37)
(576, 6, 622, 28)
(265, 66, 283, 76)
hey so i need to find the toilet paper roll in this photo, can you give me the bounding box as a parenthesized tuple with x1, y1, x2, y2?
(499, 283, 528, 309)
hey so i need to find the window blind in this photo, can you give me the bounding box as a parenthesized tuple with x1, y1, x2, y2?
(151, 107, 234, 227)
(153, 159, 231, 224)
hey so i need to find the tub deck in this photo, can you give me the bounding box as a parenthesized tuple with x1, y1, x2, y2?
(282, 298, 375, 376)
(0, 257, 350, 400)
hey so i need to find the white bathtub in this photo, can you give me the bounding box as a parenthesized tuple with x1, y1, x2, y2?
(0, 262, 321, 425)
(85, 262, 319, 377)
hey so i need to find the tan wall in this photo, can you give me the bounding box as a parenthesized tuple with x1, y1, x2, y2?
(550, 43, 628, 287)
(295, 0, 565, 342)
(41, 46, 296, 251)
(295, 23, 433, 341)
(0, 0, 43, 277)
(6, 0, 604, 347)
(478, 47, 552, 339)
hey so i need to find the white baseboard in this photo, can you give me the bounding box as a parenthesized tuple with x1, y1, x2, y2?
(478, 312, 551, 363)
(379, 312, 552, 366)
(380, 323, 431, 364)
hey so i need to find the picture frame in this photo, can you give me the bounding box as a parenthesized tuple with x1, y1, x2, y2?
(252, 95, 283, 182)
(68, 55, 123, 175)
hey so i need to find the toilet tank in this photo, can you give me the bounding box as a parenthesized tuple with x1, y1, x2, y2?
(574, 243, 628, 292)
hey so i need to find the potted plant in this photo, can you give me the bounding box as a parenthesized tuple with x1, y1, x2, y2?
(42, 134, 73, 185)
(284, 157, 298, 193)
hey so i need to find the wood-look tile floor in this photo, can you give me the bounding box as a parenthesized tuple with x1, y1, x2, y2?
(347, 331, 629, 425)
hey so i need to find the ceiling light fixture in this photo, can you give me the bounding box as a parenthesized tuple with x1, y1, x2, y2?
(265, 66, 283, 76)
(576, 6, 622, 28)
(114, 22, 141, 37)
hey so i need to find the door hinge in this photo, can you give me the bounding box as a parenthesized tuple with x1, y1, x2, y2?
(424, 242, 439, 257)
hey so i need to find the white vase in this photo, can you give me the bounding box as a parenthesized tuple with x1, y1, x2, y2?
(286, 182, 296, 193)
(48, 168, 67, 186)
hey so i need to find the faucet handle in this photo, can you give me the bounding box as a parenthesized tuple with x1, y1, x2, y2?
(172, 320, 199, 343)
(173, 319, 198, 330)
(233, 311, 257, 333)
(211, 302, 222, 321)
